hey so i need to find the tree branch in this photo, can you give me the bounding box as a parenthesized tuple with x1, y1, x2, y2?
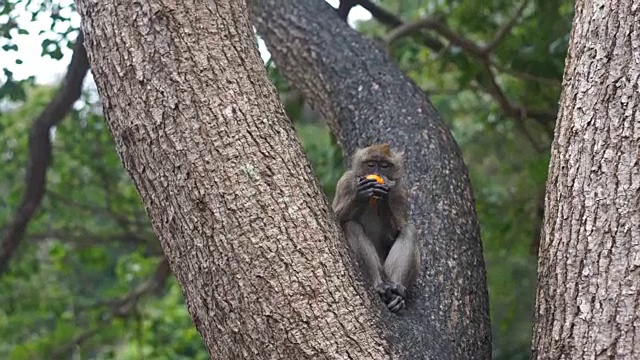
(494, 63, 562, 86)
(359, 0, 558, 139)
(385, 16, 485, 57)
(111, 257, 171, 316)
(383, 13, 555, 144)
(357, 0, 444, 51)
(356, 0, 402, 27)
(383, 1, 528, 57)
(361, 0, 558, 86)
(337, 0, 356, 21)
(484, 61, 554, 143)
(529, 188, 545, 256)
(0, 31, 90, 275)
(483, 0, 529, 54)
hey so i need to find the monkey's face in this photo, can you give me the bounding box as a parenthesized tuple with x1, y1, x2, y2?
(356, 155, 400, 181)
(352, 144, 405, 182)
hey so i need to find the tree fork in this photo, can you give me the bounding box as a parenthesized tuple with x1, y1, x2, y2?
(250, 1, 491, 359)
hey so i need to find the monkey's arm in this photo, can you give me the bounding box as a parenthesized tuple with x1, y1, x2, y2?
(332, 170, 361, 221)
(385, 183, 410, 232)
(333, 171, 386, 221)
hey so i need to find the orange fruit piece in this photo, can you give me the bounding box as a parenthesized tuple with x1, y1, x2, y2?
(365, 174, 384, 206)
(365, 174, 384, 184)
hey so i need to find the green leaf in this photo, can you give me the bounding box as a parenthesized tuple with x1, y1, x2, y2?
(2, 43, 18, 51)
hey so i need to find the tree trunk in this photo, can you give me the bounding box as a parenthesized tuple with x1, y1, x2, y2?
(76, 0, 392, 358)
(532, 1, 640, 358)
(250, 1, 491, 359)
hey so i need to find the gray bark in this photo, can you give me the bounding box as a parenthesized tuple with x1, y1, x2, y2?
(76, 0, 393, 358)
(532, 0, 640, 358)
(250, 1, 492, 359)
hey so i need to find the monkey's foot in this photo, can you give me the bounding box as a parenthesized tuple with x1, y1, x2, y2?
(387, 295, 405, 313)
(387, 282, 407, 298)
(376, 282, 407, 313)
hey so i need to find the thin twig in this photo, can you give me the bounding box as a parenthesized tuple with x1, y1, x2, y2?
(495, 63, 562, 86)
(356, 0, 444, 51)
(483, 0, 529, 54)
(385, 16, 485, 57)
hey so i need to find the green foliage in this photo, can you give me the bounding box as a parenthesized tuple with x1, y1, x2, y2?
(0, 86, 207, 359)
(456, 113, 548, 359)
(0, 0, 79, 101)
(0, 68, 35, 101)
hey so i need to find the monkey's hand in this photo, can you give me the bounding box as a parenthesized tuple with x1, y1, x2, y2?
(376, 282, 407, 313)
(357, 177, 390, 202)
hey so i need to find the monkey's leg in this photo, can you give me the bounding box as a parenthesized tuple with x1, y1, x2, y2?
(343, 221, 385, 288)
(383, 223, 419, 312)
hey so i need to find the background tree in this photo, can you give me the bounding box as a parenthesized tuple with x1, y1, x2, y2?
(532, 0, 640, 358)
(1, 0, 574, 359)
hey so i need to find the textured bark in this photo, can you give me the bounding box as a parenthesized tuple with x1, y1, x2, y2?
(250, 1, 491, 359)
(532, 1, 640, 359)
(76, 0, 392, 358)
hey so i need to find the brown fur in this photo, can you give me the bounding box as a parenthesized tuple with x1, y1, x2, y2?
(333, 144, 419, 311)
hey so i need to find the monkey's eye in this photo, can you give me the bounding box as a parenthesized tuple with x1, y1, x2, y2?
(367, 161, 376, 168)
(379, 161, 390, 169)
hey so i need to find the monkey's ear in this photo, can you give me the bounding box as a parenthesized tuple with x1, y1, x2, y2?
(391, 149, 405, 167)
(367, 143, 391, 156)
(379, 143, 391, 156)
(394, 150, 405, 159)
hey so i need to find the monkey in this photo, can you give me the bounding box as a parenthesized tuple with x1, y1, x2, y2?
(332, 143, 420, 313)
